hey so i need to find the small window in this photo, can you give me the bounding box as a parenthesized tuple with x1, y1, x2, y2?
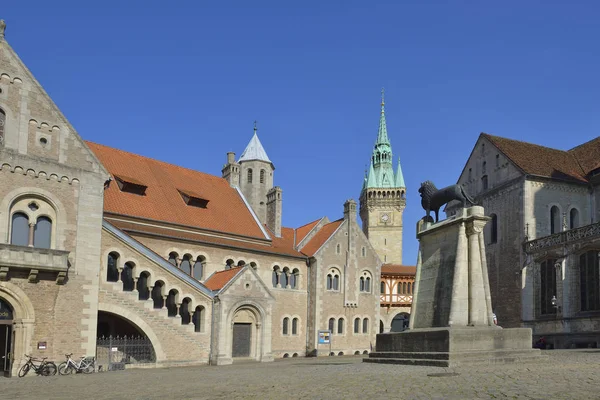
(107, 252, 120, 282)
(482, 161, 487, 174)
(282, 317, 289, 335)
(260, 169, 265, 184)
(468, 168, 472, 180)
(336, 244, 341, 254)
(280, 268, 289, 288)
(550, 206, 560, 234)
(10, 212, 29, 247)
(495, 154, 500, 167)
(337, 318, 344, 334)
(362, 318, 369, 334)
(0, 108, 5, 145)
(333, 274, 339, 291)
(365, 277, 371, 292)
(247, 168, 253, 183)
(178, 189, 209, 208)
(570, 208, 579, 229)
(361, 247, 366, 257)
(114, 175, 147, 196)
(354, 318, 360, 333)
(481, 175, 488, 191)
(193, 256, 205, 280)
(407, 282, 412, 294)
(272, 267, 280, 288)
(359, 277, 365, 292)
(326, 274, 333, 290)
(328, 318, 335, 333)
(168, 252, 178, 267)
(490, 214, 498, 244)
(380, 281, 385, 293)
(292, 318, 298, 335)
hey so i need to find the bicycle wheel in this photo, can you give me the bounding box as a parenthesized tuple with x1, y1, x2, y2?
(58, 362, 75, 375)
(42, 362, 57, 376)
(18, 363, 30, 378)
(82, 360, 95, 374)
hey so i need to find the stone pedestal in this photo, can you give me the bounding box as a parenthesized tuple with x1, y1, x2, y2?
(366, 206, 542, 367)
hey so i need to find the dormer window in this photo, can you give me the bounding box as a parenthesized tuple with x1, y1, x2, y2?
(178, 189, 209, 209)
(114, 175, 147, 196)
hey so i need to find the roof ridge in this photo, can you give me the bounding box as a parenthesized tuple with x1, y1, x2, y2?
(481, 133, 568, 153)
(567, 136, 600, 152)
(85, 140, 225, 183)
(295, 218, 324, 230)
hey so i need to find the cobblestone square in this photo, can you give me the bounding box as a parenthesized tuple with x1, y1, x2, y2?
(1, 349, 598, 399)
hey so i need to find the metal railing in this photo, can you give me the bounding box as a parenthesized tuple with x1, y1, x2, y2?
(96, 335, 156, 371)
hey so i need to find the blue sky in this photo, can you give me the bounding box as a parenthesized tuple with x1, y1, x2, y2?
(3, 1, 600, 265)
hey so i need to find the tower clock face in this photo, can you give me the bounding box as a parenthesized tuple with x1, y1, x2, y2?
(380, 213, 390, 223)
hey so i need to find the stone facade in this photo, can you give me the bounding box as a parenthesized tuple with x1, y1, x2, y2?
(447, 133, 600, 348)
(0, 22, 382, 376)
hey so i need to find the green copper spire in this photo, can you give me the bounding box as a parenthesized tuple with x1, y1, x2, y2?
(366, 162, 377, 188)
(395, 157, 405, 187)
(377, 88, 390, 146)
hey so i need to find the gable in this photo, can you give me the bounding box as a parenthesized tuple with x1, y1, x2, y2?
(214, 266, 275, 300)
(0, 36, 107, 176)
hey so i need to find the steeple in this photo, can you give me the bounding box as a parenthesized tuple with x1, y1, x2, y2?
(395, 157, 405, 187)
(377, 88, 390, 146)
(239, 121, 272, 164)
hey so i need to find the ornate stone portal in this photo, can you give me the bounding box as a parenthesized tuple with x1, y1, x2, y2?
(365, 206, 542, 367)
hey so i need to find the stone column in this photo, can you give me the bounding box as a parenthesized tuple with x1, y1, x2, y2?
(448, 220, 469, 327)
(175, 303, 181, 318)
(147, 286, 154, 303)
(466, 209, 487, 326)
(133, 277, 139, 293)
(27, 223, 35, 247)
(161, 295, 167, 310)
(478, 230, 495, 326)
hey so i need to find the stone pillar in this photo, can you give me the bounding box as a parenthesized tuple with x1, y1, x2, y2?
(161, 295, 167, 309)
(175, 303, 181, 318)
(27, 223, 35, 247)
(466, 209, 487, 326)
(448, 220, 469, 326)
(147, 286, 154, 303)
(478, 230, 495, 326)
(133, 277, 139, 293)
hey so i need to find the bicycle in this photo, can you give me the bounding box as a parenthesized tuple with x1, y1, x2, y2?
(18, 354, 58, 377)
(58, 353, 95, 375)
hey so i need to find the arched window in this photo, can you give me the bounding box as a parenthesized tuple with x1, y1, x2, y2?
(33, 216, 52, 249)
(280, 268, 289, 288)
(180, 255, 192, 275)
(362, 318, 369, 334)
(272, 266, 280, 288)
(0, 108, 5, 145)
(336, 244, 341, 254)
(490, 214, 498, 244)
(365, 277, 371, 292)
(328, 318, 335, 333)
(247, 168, 253, 183)
(540, 259, 557, 315)
(482, 161, 487, 174)
(403, 282, 407, 294)
(407, 282, 412, 294)
(333, 274, 339, 291)
(168, 252, 178, 267)
(193, 306, 205, 332)
(580, 251, 600, 311)
(550, 206, 560, 234)
(481, 175, 488, 191)
(359, 277, 365, 292)
(193, 256, 205, 280)
(106, 252, 120, 282)
(292, 318, 299, 335)
(380, 281, 385, 293)
(282, 317, 289, 335)
(337, 318, 344, 334)
(10, 212, 29, 246)
(570, 208, 580, 229)
(354, 318, 360, 333)
(225, 259, 234, 270)
(327, 274, 333, 290)
(260, 169, 265, 184)
(122, 262, 135, 291)
(397, 282, 402, 294)
(290, 269, 299, 289)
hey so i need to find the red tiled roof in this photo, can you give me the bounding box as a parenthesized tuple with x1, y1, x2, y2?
(482, 133, 588, 183)
(295, 218, 322, 246)
(568, 136, 600, 176)
(300, 219, 344, 256)
(381, 264, 416, 276)
(107, 218, 306, 258)
(86, 141, 267, 239)
(204, 267, 244, 291)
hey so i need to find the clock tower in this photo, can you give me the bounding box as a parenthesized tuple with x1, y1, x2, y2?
(359, 90, 406, 264)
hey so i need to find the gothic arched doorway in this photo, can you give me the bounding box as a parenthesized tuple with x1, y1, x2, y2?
(391, 312, 410, 332)
(0, 298, 13, 377)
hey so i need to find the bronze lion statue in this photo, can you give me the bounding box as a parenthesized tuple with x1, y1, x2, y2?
(419, 180, 477, 223)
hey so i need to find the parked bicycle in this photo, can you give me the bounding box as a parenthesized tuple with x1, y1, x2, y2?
(58, 353, 95, 375)
(18, 354, 58, 377)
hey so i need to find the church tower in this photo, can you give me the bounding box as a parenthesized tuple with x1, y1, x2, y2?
(223, 122, 282, 236)
(359, 90, 406, 264)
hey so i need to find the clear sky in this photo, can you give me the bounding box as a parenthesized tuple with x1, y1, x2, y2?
(3, 1, 600, 265)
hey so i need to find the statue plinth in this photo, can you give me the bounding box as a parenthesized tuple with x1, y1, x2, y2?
(366, 206, 543, 367)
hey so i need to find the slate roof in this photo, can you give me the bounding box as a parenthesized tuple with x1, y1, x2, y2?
(482, 133, 599, 184)
(203, 267, 244, 291)
(381, 264, 416, 276)
(238, 132, 272, 163)
(86, 141, 268, 240)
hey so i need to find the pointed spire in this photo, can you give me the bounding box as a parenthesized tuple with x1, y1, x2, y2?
(238, 121, 272, 163)
(366, 162, 377, 188)
(377, 88, 390, 145)
(395, 157, 405, 187)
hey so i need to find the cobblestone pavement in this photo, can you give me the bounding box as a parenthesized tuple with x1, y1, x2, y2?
(1, 349, 598, 399)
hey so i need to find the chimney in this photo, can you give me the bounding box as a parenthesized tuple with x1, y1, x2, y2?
(344, 199, 357, 222)
(222, 152, 240, 187)
(267, 186, 282, 237)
